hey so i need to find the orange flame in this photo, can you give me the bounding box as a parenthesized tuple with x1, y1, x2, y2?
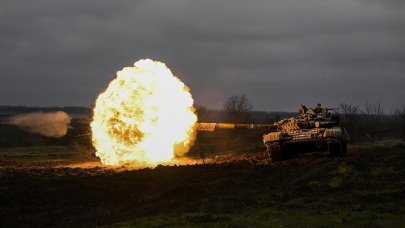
(91, 59, 197, 166)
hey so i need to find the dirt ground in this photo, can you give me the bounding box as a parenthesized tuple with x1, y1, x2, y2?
(0, 140, 405, 227)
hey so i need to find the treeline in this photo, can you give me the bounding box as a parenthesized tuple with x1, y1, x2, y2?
(338, 102, 405, 142)
(0, 106, 91, 115)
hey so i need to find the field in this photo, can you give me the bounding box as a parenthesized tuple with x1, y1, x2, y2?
(1, 130, 405, 227)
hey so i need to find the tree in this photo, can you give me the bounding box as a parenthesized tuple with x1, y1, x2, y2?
(394, 106, 405, 138)
(223, 95, 253, 123)
(339, 103, 360, 136)
(363, 101, 384, 140)
(398, 106, 405, 125)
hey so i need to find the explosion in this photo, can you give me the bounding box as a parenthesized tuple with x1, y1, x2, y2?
(91, 59, 197, 166)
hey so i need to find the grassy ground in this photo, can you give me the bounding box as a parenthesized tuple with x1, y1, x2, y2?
(0, 139, 404, 227)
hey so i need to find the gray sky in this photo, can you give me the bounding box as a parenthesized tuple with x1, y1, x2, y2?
(0, 0, 404, 111)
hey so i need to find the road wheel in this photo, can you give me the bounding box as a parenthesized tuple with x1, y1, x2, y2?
(266, 142, 283, 162)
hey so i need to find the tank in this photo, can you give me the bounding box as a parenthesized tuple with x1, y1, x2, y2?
(196, 104, 348, 162)
(262, 104, 348, 162)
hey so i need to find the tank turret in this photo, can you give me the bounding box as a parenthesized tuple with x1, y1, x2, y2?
(276, 104, 340, 131)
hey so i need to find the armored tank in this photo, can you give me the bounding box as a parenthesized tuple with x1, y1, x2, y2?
(196, 104, 348, 162)
(263, 104, 348, 162)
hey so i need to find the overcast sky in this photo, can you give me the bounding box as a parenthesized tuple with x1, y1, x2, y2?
(0, 0, 404, 111)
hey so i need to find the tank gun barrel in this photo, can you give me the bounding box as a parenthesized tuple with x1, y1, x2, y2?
(196, 123, 276, 132)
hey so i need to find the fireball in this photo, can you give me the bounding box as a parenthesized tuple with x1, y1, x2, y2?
(91, 59, 197, 166)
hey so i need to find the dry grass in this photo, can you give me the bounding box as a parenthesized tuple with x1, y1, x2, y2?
(0, 140, 404, 227)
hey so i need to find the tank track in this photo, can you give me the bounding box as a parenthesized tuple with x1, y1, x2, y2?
(266, 142, 283, 162)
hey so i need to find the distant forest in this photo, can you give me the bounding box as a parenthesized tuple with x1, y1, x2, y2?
(0, 106, 92, 115)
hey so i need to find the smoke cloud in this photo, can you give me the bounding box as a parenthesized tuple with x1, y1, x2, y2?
(7, 111, 72, 138)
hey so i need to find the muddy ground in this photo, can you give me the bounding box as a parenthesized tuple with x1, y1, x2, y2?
(0, 139, 405, 227)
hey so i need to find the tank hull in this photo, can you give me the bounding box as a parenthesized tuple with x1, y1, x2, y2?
(263, 127, 348, 161)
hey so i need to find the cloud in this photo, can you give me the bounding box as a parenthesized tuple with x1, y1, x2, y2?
(0, 0, 404, 111)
